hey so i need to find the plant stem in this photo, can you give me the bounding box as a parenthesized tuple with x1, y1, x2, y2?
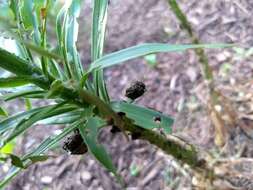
(123, 121, 200, 167)
(167, 0, 214, 84)
(167, 0, 228, 147)
(64, 85, 206, 168)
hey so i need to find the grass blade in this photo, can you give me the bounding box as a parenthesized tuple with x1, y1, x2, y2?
(2, 89, 45, 101)
(2, 103, 66, 146)
(0, 47, 42, 76)
(88, 43, 233, 72)
(91, 0, 110, 102)
(56, 0, 83, 80)
(24, 42, 63, 61)
(0, 105, 53, 135)
(65, 0, 83, 80)
(0, 106, 8, 117)
(0, 47, 52, 89)
(111, 101, 174, 134)
(56, 4, 72, 78)
(0, 104, 77, 138)
(0, 120, 82, 189)
(20, 0, 41, 44)
(78, 117, 123, 185)
(0, 76, 44, 88)
(37, 110, 83, 125)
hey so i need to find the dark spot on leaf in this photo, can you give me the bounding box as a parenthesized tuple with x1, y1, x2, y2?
(154, 116, 161, 124)
(125, 81, 146, 100)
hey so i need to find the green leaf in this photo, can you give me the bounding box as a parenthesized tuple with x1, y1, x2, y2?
(37, 110, 83, 125)
(31, 1, 42, 45)
(46, 80, 64, 98)
(0, 76, 44, 88)
(130, 163, 140, 177)
(0, 106, 8, 117)
(27, 155, 50, 164)
(39, 0, 51, 78)
(24, 119, 84, 159)
(19, 0, 44, 45)
(56, 0, 83, 80)
(9, 0, 18, 21)
(56, 3, 72, 78)
(0, 105, 52, 135)
(0, 121, 81, 189)
(0, 77, 30, 88)
(0, 47, 42, 76)
(20, 0, 33, 29)
(78, 117, 123, 185)
(9, 154, 25, 168)
(24, 42, 64, 60)
(88, 43, 233, 72)
(111, 101, 174, 134)
(144, 54, 157, 67)
(2, 89, 45, 101)
(0, 104, 77, 135)
(48, 60, 66, 80)
(0, 156, 7, 162)
(25, 98, 32, 110)
(3, 103, 66, 145)
(56, 4, 66, 51)
(0, 166, 20, 189)
(91, 0, 108, 60)
(91, 0, 110, 102)
(0, 141, 15, 154)
(0, 3, 15, 20)
(66, 0, 83, 80)
(0, 104, 78, 146)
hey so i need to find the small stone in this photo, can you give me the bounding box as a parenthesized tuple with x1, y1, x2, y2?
(41, 176, 53, 184)
(186, 67, 198, 82)
(2, 164, 9, 173)
(81, 171, 92, 181)
(216, 53, 227, 62)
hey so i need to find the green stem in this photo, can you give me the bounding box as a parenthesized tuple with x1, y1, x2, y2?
(123, 121, 200, 167)
(0, 48, 206, 170)
(40, 0, 50, 78)
(167, 0, 214, 82)
(62, 84, 203, 168)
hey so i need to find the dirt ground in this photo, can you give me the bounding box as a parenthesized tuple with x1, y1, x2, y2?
(1, 0, 253, 189)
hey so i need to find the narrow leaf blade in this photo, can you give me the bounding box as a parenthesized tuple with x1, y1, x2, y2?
(88, 43, 233, 72)
(111, 101, 174, 134)
(78, 117, 123, 185)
